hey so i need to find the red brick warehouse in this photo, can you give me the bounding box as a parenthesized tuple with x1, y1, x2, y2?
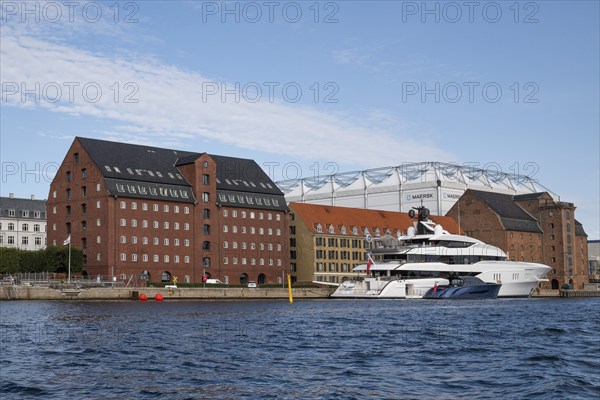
(47, 137, 290, 285)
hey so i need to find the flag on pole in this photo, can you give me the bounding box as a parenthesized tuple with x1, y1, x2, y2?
(366, 253, 374, 275)
(63, 235, 71, 245)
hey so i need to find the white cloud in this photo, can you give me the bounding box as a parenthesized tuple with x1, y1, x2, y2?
(1, 24, 453, 168)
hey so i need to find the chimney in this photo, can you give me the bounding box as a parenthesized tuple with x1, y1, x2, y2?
(9, 193, 14, 199)
(31, 194, 35, 200)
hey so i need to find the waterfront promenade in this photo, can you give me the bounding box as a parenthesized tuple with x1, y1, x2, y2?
(0, 285, 333, 301)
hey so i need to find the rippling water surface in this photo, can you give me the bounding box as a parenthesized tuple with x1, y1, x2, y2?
(1, 298, 599, 399)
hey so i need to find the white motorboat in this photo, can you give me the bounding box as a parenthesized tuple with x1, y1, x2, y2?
(331, 206, 550, 299)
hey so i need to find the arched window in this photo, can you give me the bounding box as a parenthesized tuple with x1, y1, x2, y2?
(258, 274, 266, 285)
(161, 271, 171, 282)
(240, 273, 249, 285)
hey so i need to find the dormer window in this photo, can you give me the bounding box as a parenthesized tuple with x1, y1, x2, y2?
(352, 226, 358, 235)
(316, 224, 323, 233)
(328, 225, 335, 234)
(340, 226, 346, 234)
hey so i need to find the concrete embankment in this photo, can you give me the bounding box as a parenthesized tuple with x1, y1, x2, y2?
(0, 285, 333, 301)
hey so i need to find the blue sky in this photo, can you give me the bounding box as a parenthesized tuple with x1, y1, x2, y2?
(1, 0, 599, 238)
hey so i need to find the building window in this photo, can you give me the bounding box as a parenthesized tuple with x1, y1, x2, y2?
(142, 203, 148, 211)
(153, 255, 159, 262)
(21, 223, 29, 231)
(120, 219, 126, 227)
(7, 236, 14, 245)
(223, 225, 228, 233)
(142, 237, 148, 245)
(184, 223, 190, 230)
(153, 204, 159, 212)
(96, 183, 101, 192)
(223, 241, 229, 249)
(184, 256, 190, 263)
(164, 222, 169, 229)
(132, 236, 138, 244)
(223, 257, 228, 265)
(73, 152, 79, 163)
(81, 221, 87, 231)
(202, 241, 210, 250)
(174, 222, 179, 230)
(81, 204, 87, 214)
(153, 237, 159, 245)
(203, 209, 210, 219)
(120, 236, 126, 244)
(131, 254, 138, 262)
(153, 221, 159, 228)
(21, 236, 29, 245)
(82, 186, 87, 198)
(202, 174, 209, 185)
(120, 253, 126, 261)
(143, 254, 148, 262)
(203, 225, 210, 234)
(34, 224, 40, 232)
(164, 205, 169, 212)
(81, 168, 87, 179)
(203, 257, 210, 267)
(66, 189, 71, 200)
(174, 239, 179, 246)
(164, 238, 169, 246)
(223, 210, 228, 217)
(97, 236, 101, 244)
(184, 239, 190, 247)
(202, 192, 209, 203)
(184, 207, 190, 214)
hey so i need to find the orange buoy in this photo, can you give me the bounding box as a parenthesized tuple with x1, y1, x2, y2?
(154, 293, 164, 302)
(139, 293, 148, 302)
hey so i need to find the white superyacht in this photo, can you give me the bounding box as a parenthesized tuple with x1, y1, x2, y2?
(331, 207, 551, 299)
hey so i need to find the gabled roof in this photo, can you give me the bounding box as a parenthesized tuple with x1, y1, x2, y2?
(514, 192, 548, 201)
(290, 203, 461, 236)
(209, 154, 284, 196)
(468, 190, 542, 233)
(575, 219, 587, 237)
(0, 197, 46, 219)
(77, 137, 197, 186)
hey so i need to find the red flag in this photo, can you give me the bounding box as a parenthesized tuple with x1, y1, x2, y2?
(433, 282, 438, 293)
(366, 255, 373, 275)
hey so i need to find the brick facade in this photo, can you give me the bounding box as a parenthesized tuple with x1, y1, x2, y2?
(47, 138, 288, 284)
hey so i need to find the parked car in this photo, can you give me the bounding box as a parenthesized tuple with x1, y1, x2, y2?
(2, 276, 15, 285)
(247, 281, 257, 288)
(206, 279, 223, 284)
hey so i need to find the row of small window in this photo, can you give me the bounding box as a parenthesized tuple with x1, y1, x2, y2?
(314, 237, 364, 248)
(3, 210, 42, 218)
(223, 242, 282, 251)
(218, 193, 280, 207)
(66, 169, 86, 182)
(315, 250, 364, 260)
(0, 235, 45, 246)
(223, 225, 281, 236)
(105, 165, 186, 181)
(315, 224, 398, 237)
(52, 184, 101, 199)
(223, 257, 282, 266)
(115, 183, 190, 199)
(119, 219, 191, 230)
(315, 263, 353, 272)
(1, 223, 45, 232)
(219, 178, 275, 191)
(120, 201, 191, 214)
(223, 209, 281, 221)
(115, 253, 191, 263)
(117, 236, 191, 246)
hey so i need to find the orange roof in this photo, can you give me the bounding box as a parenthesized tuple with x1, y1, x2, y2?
(290, 203, 461, 236)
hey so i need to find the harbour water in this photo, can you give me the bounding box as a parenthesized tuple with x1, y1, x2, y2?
(1, 298, 599, 399)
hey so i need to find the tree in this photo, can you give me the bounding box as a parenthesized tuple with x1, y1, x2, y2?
(0, 248, 20, 274)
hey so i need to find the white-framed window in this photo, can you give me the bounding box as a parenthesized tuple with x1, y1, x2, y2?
(131, 254, 138, 262)
(164, 238, 169, 246)
(131, 236, 137, 244)
(233, 242, 238, 249)
(142, 203, 148, 211)
(142, 220, 148, 228)
(251, 243, 256, 250)
(268, 228, 273, 235)
(120, 219, 126, 227)
(153, 237, 159, 245)
(52, 206, 56, 214)
(131, 202, 137, 210)
(174, 206, 179, 213)
(120, 201, 126, 209)
(131, 219, 137, 227)
(184, 223, 190, 230)
(174, 255, 180, 263)
(232, 226, 237, 233)
(242, 227, 246, 234)
(223, 210, 228, 217)
(184, 239, 190, 246)
(233, 257, 238, 265)
(142, 237, 148, 245)
(242, 242, 247, 249)
(268, 244, 273, 251)
(120, 253, 126, 261)
(153, 221, 159, 228)
(153, 255, 159, 262)
(242, 258, 247, 265)
(277, 244, 281, 251)
(276, 229, 281, 236)
(184, 207, 190, 214)
(277, 259, 282, 267)
(259, 228, 264, 235)
(184, 256, 190, 263)
(269, 259, 273, 266)
(223, 225, 228, 233)
(164, 255, 169, 263)
(96, 219, 101, 227)
(96, 253, 101, 261)
(233, 210, 237, 217)
(241, 211, 246, 218)
(96, 236, 101, 244)
(153, 204, 159, 212)
(143, 254, 148, 262)
(223, 257, 228, 264)
(223, 241, 229, 249)
(260, 258, 265, 266)
(259, 213, 264, 220)
(174, 239, 179, 246)
(164, 205, 169, 212)
(120, 236, 126, 243)
(164, 222, 169, 229)
(174, 222, 179, 230)
(96, 200, 101, 209)
(250, 212, 255, 219)
(250, 227, 255, 234)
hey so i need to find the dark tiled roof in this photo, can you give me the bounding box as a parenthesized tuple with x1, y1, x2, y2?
(469, 190, 542, 233)
(514, 192, 547, 201)
(77, 137, 198, 186)
(209, 155, 284, 196)
(0, 197, 46, 219)
(575, 219, 587, 237)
